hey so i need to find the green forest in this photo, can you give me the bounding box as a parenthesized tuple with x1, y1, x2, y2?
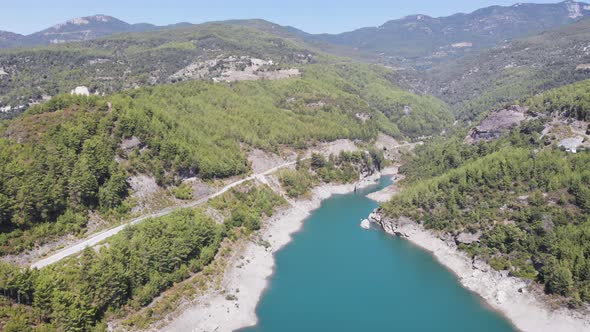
(0, 62, 450, 255)
(279, 150, 384, 198)
(0, 183, 285, 331)
(384, 81, 590, 305)
(0, 95, 128, 255)
(385, 146, 590, 304)
(525, 79, 590, 121)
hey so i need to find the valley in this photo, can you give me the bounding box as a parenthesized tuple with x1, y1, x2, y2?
(1, 1, 590, 331)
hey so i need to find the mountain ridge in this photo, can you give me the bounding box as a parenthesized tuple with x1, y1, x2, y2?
(312, 0, 590, 62)
(1, 14, 194, 48)
(2, 1, 590, 55)
(419, 16, 590, 120)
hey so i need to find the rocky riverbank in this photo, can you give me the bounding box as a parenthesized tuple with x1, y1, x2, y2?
(367, 210, 590, 332)
(158, 171, 384, 332)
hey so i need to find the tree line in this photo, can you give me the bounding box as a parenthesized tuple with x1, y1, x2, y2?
(0, 183, 285, 331)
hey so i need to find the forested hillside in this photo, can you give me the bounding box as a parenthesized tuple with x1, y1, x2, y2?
(0, 62, 452, 256)
(383, 81, 590, 305)
(422, 18, 590, 120)
(525, 79, 590, 121)
(0, 183, 286, 331)
(400, 79, 590, 182)
(0, 22, 322, 114)
(0, 96, 127, 254)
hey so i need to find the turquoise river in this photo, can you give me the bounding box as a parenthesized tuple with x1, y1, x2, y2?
(241, 176, 517, 332)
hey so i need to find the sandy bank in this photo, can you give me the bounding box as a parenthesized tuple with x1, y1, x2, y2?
(370, 213, 590, 332)
(365, 166, 401, 202)
(159, 174, 382, 332)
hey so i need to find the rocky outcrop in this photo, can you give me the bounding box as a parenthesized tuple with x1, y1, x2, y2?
(119, 136, 142, 153)
(169, 56, 300, 83)
(455, 231, 482, 244)
(360, 219, 371, 229)
(71, 86, 90, 96)
(466, 106, 528, 143)
(451, 42, 473, 48)
(368, 210, 409, 238)
(559, 136, 584, 152)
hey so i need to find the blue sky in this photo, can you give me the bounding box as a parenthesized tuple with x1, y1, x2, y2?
(3, 0, 561, 35)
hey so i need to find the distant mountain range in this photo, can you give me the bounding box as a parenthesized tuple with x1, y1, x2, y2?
(423, 17, 590, 120)
(2, 1, 590, 121)
(311, 0, 590, 61)
(2, 1, 589, 58)
(0, 15, 192, 48)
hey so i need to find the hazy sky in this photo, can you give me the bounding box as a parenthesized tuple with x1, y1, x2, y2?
(3, 0, 562, 35)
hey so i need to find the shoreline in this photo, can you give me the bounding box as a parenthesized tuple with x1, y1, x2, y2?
(158, 172, 384, 332)
(369, 212, 590, 332)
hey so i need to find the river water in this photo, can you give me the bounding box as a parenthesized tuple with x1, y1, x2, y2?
(241, 176, 516, 332)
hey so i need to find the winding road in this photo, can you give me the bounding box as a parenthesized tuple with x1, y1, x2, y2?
(30, 161, 297, 269)
(30, 142, 419, 269)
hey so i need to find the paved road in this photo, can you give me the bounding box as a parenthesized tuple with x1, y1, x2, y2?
(30, 161, 297, 269)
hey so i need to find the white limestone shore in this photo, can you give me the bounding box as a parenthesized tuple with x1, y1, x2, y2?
(369, 212, 590, 332)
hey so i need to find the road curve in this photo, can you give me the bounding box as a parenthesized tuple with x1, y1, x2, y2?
(30, 161, 297, 269)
